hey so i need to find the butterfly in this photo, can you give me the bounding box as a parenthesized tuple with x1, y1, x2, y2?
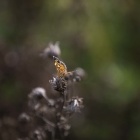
(53, 56, 68, 77)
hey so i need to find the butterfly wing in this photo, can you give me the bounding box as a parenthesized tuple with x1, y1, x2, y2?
(53, 56, 67, 77)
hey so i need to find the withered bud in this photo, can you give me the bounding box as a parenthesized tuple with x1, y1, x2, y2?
(73, 67, 86, 82)
(31, 128, 46, 140)
(64, 97, 84, 113)
(18, 113, 30, 124)
(49, 77, 67, 92)
(41, 42, 61, 59)
(28, 87, 47, 100)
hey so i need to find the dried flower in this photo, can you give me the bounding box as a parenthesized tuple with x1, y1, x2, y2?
(31, 128, 46, 140)
(18, 113, 30, 124)
(49, 77, 67, 93)
(64, 97, 84, 113)
(41, 42, 61, 59)
(28, 87, 56, 111)
(28, 87, 47, 100)
(73, 67, 86, 82)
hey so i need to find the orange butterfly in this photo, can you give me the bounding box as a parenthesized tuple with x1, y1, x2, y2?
(53, 56, 68, 77)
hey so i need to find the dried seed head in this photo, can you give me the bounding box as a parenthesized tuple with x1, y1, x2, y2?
(73, 67, 86, 82)
(64, 97, 84, 113)
(31, 128, 46, 140)
(41, 42, 61, 59)
(28, 87, 47, 100)
(18, 113, 30, 124)
(49, 77, 67, 92)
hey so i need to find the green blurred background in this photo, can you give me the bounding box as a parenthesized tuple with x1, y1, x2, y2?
(0, 0, 140, 139)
